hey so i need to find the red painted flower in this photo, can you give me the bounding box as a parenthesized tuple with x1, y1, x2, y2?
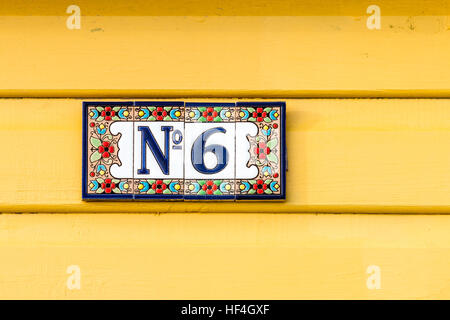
(101, 107, 116, 121)
(98, 141, 114, 158)
(202, 180, 218, 195)
(101, 178, 116, 193)
(253, 179, 268, 194)
(151, 180, 167, 194)
(202, 107, 218, 122)
(152, 107, 168, 121)
(252, 108, 267, 122)
(254, 141, 271, 159)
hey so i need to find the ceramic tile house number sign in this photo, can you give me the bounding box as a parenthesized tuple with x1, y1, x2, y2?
(82, 101, 286, 200)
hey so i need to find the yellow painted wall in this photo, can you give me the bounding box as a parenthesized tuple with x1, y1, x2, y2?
(1, 214, 449, 299)
(0, 0, 449, 299)
(1, 98, 449, 214)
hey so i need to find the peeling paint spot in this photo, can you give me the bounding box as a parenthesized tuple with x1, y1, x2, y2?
(406, 16, 416, 31)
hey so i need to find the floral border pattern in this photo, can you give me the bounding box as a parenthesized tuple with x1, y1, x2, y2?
(135, 179, 183, 195)
(85, 104, 133, 196)
(184, 179, 235, 197)
(236, 105, 282, 196)
(134, 105, 184, 122)
(185, 105, 235, 122)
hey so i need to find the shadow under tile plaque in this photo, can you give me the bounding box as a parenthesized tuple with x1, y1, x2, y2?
(82, 101, 286, 201)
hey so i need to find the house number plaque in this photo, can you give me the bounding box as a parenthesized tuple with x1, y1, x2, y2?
(82, 101, 286, 200)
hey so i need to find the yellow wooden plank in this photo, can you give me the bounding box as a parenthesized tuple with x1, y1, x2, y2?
(2, 0, 450, 16)
(0, 98, 449, 214)
(0, 213, 449, 299)
(2, 1, 450, 96)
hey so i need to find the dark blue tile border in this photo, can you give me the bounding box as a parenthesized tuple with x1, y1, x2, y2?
(235, 102, 287, 201)
(135, 101, 184, 107)
(185, 102, 236, 108)
(82, 101, 286, 201)
(184, 194, 235, 200)
(82, 101, 134, 200)
(134, 194, 184, 200)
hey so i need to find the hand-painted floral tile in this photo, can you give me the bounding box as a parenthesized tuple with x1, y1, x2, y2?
(82, 101, 134, 199)
(235, 102, 286, 200)
(184, 102, 236, 200)
(82, 101, 286, 201)
(134, 101, 184, 200)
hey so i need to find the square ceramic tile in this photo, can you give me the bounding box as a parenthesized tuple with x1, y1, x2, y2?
(82, 101, 134, 200)
(184, 102, 236, 200)
(235, 102, 286, 200)
(133, 101, 185, 200)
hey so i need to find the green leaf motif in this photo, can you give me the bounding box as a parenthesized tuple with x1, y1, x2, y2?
(249, 189, 256, 194)
(264, 117, 272, 123)
(213, 190, 222, 195)
(213, 116, 222, 122)
(112, 179, 120, 184)
(248, 107, 256, 112)
(147, 189, 155, 194)
(90, 151, 101, 162)
(198, 107, 207, 112)
(264, 107, 272, 113)
(164, 107, 171, 111)
(267, 152, 278, 163)
(267, 139, 278, 149)
(113, 106, 120, 112)
(103, 134, 113, 141)
(112, 188, 121, 194)
(163, 116, 172, 121)
(90, 137, 101, 148)
(264, 189, 273, 194)
(97, 178, 104, 183)
(96, 188, 104, 194)
(199, 117, 206, 122)
(147, 180, 156, 184)
(248, 117, 256, 122)
(96, 106, 104, 112)
(97, 116, 104, 122)
(214, 107, 222, 112)
(265, 179, 272, 184)
(112, 116, 119, 121)
(213, 180, 222, 185)
(163, 180, 171, 184)
(198, 190, 206, 195)
(198, 180, 206, 185)
(163, 189, 171, 194)
(249, 180, 257, 185)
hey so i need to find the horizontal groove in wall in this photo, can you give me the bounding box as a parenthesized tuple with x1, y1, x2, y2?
(2, 0, 450, 16)
(2, 206, 450, 215)
(4, 89, 450, 99)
